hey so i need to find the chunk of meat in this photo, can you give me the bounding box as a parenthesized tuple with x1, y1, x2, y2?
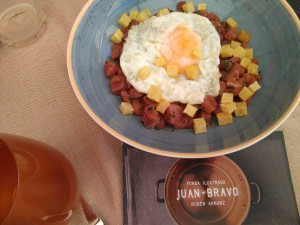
(226, 63, 246, 88)
(231, 62, 246, 74)
(165, 104, 183, 126)
(120, 90, 131, 103)
(141, 96, 157, 107)
(129, 88, 144, 99)
(173, 115, 193, 129)
(177, 1, 186, 12)
(225, 29, 238, 41)
(155, 114, 167, 129)
(104, 61, 120, 77)
(219, 81, 227, 96)
(243, 73, 257, 86)
(132, 99, 144, 116)
(141, 106, 165, 129)
(201, 95, 217, 114)
(109, 75, 127, 95)
(206, 13, 220, 22)
(196, 10, 209, 17)
(200, 111, 212, 126)
(110, 43, 123, 60)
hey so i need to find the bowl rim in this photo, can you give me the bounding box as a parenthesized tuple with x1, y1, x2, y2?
(67, 0, 300, 158)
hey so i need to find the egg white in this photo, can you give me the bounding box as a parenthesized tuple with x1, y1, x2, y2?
(120, 12, 221, 104)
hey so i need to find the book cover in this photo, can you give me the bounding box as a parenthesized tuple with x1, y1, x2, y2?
(123, 131, 299, 225)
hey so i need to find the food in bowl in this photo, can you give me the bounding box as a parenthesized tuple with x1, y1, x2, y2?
(104, 1, 262, 134)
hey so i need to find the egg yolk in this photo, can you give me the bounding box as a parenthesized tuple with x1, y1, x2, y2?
(159, 25, 202, 72)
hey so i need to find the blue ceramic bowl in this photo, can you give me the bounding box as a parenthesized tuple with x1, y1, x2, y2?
(67, 0, 300, 157)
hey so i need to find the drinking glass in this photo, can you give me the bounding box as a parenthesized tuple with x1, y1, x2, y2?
(0, 0, 47, 47)
(0, 133, 79, 225)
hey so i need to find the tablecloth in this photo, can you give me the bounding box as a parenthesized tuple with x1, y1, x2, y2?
(0, 0, 299, 224)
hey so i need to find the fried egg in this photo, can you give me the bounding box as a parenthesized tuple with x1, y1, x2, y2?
(120, 12, 221, 104)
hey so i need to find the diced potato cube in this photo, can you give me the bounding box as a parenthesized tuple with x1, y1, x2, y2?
(119, 102, 134, 115)
(249, 81, 261, 93)
(147, 85, 163, 102)
(193, 118, 207, 134)
(155, 56, 167, 67)
(182, 2, 195, 13)
(221, 102, 236, 114)
(118, 13, 131, 28)
(111, 29, 124, 44)
(137, 66, 151, 80)
(183, 104, 198, 117)
(216, 112, 233, 126)
(221, 92, 234, 104)
(190, 48, 201, 59)
(244, 48, 254, 60)
(197, 3, 207, 11)
(238, 30, 251, 43)
(156, 99, 170, 114)
(185, 65, 200, 80)
(136, 10, 149, 22)
(226, 17, 238, 28)
(143, 8, 152, 16)
(248, 62, 259, 75)
(157, 8, 170, 17)
(220, 44, 233, 58)
(240, 57, 252, 69)
(234, 102, 248, 117)
(129, 10, 138, 20)
(167, 64, 179, 77)
(238, 86, 254, 101)
(231, 40, 241, 49)
(232, 45, 246, 59)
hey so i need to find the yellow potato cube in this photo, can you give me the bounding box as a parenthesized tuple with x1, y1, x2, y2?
(197, 3, 207, 11)
(232, 45, 246, 59)
(216, 112, 233, 126)
(167, 64, 179, 77)
(248, 62, 259, 75)
(182, 2, 195, 13)
(240, 57, 252, 69)
(136, 10, 149, 22)
(221, 92, 234, 104)
(238, 30, 251, 43)
(190, 48, 201, 59)
(226, 17, 238, 28)
(137, 66, 151, 80)
(156, 99, 170, 114)
(244, 48, 254, 60)
(143, 8, 152, 16)
(234, 102, 248, 117)
(185, 65, 200, 80)
(249, 81, 261, 93)
(238, 86, 254, 101)
(155, 56, 167, 67)
(118, 13, 132, 28)
(231, 40, 241, 49)
(157, 8, 170, 17)
(193, 118, 207, 134)
(119, 102, 134, 115)
(221, 102, 236, 114)
(111, 29, 124, 44)
(220, 44, 233, 58)
(183, 104, 198, 118)
(147, 85, 163, 102)
(129, 10, 138, 20)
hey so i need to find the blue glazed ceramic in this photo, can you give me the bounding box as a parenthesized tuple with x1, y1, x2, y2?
(67, 0, 300, 157)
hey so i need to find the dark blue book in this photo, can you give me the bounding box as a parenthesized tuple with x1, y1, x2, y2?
(123, 132, 299, 225)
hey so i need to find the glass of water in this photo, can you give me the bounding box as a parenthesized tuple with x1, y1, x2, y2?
(0, 0, 47, 47)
